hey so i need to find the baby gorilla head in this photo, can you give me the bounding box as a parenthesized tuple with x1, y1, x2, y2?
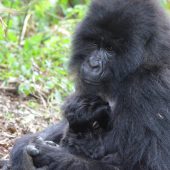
(61, 95, 112, 159)
(63, 94, 112, 133)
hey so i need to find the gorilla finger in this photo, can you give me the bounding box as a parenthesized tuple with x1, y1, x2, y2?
(45, 141, 60, 147)
(36, 137, 44, 143)
(26, 145, 40, 156)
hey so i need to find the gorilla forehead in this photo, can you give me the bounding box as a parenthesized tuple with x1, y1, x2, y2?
(78, 18, 131, 44)
(79, 0, 159, 40)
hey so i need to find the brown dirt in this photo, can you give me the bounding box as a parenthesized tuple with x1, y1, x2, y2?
(0, 91, 61, 161)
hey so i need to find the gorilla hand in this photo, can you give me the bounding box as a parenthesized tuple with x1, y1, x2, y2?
(26, 137, 62, 168)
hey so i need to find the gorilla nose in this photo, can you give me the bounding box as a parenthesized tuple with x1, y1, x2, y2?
(89, 56, 100, 68)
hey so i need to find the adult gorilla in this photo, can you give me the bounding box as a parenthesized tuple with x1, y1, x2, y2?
(10, 0, 170, 170)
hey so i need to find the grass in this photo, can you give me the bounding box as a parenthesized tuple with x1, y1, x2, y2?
(0, 0, 89, 105)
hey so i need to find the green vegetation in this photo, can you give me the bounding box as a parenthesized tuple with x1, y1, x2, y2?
(0, 0, 89, 104)
(0, 0, 169, 104)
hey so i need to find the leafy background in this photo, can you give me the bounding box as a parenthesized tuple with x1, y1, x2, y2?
(0, 0, 89, 103)
(0, 0, 170, 160)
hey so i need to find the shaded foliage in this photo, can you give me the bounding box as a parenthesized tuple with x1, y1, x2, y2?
(0, 0, 89, 103)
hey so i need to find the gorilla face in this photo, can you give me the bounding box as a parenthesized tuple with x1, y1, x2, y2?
(69, 0, 157, 95)
(71, 17, 130, 87)
(80, 49, 112, 86)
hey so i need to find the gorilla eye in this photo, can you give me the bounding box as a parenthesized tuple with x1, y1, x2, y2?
(106, 45, 113, 51)
(91, 40, 97, 46)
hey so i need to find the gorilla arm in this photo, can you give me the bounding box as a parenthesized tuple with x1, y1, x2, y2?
(26, 138, 120, 170)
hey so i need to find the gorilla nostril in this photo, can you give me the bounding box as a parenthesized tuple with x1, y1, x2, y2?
(89, 57, 100, 68)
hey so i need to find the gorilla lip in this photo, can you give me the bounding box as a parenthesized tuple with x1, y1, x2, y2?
(83, 79, 101, 86)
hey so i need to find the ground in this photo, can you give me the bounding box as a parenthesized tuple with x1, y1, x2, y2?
(0, 90, 61, 161)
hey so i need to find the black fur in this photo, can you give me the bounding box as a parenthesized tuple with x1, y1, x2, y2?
(10, 0, 170, 169)
(61, 95, 114, 160)
(63, 95, 111, 133)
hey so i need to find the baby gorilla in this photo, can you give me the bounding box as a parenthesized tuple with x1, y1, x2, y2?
(61, 95, 113, 159)
(26, 95, 121, 169)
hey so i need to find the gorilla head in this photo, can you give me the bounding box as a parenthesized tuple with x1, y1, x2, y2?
(69, 0, 165, 97)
